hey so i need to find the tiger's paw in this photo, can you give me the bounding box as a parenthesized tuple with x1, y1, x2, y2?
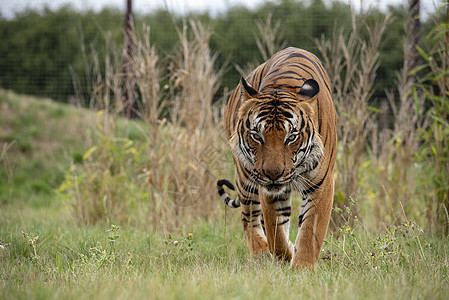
(290, 255, 316, 271)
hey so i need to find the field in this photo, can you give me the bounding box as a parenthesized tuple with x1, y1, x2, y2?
(0, 90, 448, 299)
(1, 7, 449, 298)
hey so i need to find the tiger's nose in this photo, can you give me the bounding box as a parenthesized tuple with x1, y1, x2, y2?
(263, 168, 284, 181)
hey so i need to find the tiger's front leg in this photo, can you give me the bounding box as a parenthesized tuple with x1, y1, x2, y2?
(291, 175, 334, 269)
(240, 193, 270, 256)
(260, 191, 294, 262)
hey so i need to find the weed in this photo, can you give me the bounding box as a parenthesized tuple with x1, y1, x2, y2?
(73, 224, 133, 275)
(322, 198, 433, 281)
(58, 116, 148, 224)
(160, 232, 197, 268)
(21, 231, 40, 262)
(107, 224, 121, 247)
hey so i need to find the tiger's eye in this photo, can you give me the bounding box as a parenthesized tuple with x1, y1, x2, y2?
(250, 132, 264, 144)
(286, 134, 298, 144)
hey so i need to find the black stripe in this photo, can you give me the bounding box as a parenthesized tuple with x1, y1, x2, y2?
(242, 183, 258, 194)
(240, 199, 261, 205)
(242, 209, 261, 217)
(317, 98, 321, 133)
(279, 212, 291, 217)
(299, 206, 312, 218)
(302, 155, 331, 195)
(285, 52, 331, 94)
(277, 218, 290, 226)
(301, 198, 311, 207)
(257, 65, 266, 89)
(276, 206, 291, 212)
(298, 214, 304, 228)
(268, 197, 289, 204)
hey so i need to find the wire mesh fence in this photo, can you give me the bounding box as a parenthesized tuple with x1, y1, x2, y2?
(0, 0, 421, 105)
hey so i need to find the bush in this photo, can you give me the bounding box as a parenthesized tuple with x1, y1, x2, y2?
(412, 5, 449, 236)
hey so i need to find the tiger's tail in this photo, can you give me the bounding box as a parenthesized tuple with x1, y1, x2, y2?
(217, 179, 240, 208)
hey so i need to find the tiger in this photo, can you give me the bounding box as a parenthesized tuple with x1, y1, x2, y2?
(217, 47, 337, 270)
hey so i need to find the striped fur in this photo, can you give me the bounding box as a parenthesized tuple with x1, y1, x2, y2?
(217, 179, 240, 208)
(217, 47, 337, 269)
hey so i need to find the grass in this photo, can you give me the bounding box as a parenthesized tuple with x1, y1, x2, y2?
(1, 90, 448, 299)
(0, 90, 92, 207)
(1, 210, 447, 299)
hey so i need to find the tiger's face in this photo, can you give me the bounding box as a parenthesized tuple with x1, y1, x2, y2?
(230, 78, 324, 196)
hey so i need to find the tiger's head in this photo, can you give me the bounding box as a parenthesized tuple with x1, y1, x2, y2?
(230, 77, 324, 196)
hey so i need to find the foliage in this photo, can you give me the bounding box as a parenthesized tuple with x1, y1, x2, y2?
(58, 114, 148, 224)
(413, 4, 449, 236)
(0, 6, 124, 101)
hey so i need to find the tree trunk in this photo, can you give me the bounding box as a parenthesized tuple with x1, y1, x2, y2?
(123, 0, 136, 118)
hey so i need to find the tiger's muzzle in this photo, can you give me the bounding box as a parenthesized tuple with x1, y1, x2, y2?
(256, 169, 293, 195)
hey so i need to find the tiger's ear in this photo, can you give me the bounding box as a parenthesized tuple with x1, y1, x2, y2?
(240, 77, 258, 100)
(298, 79, 319, 99)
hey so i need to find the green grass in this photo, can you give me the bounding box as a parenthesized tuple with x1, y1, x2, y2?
(0, 90, 448, 299)
(0, 90, 91, 207)
(1, 215, 447, 299)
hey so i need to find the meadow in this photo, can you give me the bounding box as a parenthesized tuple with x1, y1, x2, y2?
(1, 7, 449, 299)
(0, 91, 447, 299)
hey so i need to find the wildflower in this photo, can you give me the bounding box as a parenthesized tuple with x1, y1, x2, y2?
(173, 241, 179, 246)
(188, 233, 193, 237)
(346, 227, 351, 232)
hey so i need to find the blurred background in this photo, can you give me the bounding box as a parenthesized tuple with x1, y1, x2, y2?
(0, 0, 439, 103)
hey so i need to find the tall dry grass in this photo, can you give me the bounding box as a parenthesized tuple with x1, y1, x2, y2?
(315, 9, 437, 231)
(315, 12, 389, 228)
(62, 18, 230, 229)
(369, 65, 427, 228)
(137, 19, 229, 228)
(254, 13, 287, 62)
